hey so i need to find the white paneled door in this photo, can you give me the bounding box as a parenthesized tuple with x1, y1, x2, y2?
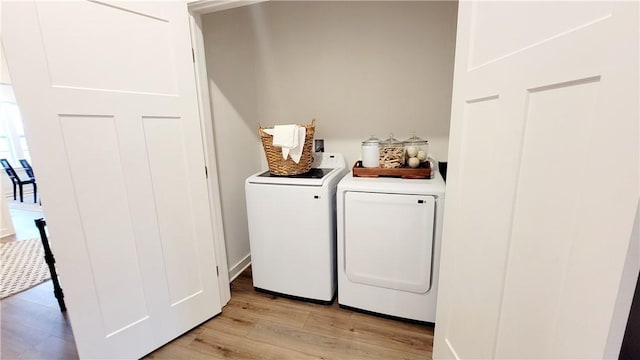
(434, 2, 638, 359)
(2, 1, 222, 358)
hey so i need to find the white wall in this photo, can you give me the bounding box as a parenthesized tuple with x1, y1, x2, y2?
(202, 1, 457, 277)
(1, 187, 15, 238)
(251, 1, 457, 164)
(1, 44, 16, 237)
(203, 7, 261, 278)
(1, 43, 12, 84)
(1, 45, 13, 198)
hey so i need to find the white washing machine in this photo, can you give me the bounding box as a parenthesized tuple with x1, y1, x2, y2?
(337, 172, 445, 323)
(245, 153, 347, 304)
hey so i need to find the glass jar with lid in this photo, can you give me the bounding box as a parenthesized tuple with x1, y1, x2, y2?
(404, 133, 429, 167)
(379, 134, 405, 168)
(361, 135, 381, 168)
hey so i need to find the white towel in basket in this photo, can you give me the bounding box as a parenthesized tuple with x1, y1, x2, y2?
(272, 125, 298, 148)
(266, 125, 306, 163)
(288, 126, 306, 164)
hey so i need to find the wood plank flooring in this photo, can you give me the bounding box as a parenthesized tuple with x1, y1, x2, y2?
(1, 203, 76, 359)
(0, 280, 78, 359)
(2, 262, 434, 359)
(146, 268, 434, 359)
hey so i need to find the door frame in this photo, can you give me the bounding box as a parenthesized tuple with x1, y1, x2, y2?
(187, 10, 230, 306)
(186, 0, 268, 305)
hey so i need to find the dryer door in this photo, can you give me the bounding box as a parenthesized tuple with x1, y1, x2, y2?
(344, 192, 435, 293)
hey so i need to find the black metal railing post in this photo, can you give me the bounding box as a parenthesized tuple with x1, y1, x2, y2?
(34, 218, 66, 312)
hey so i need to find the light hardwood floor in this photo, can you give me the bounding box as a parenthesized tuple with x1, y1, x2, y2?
(2, 204, 434, 359)
(1, 280, 78, 359)
(2, 268, 434, 359)
(1, 201, 76, 360)
(146, 268, 434, 359)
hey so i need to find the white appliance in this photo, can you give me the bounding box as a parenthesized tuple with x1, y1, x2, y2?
(337, 172, 446, 322)
(245, 153, 347, 303)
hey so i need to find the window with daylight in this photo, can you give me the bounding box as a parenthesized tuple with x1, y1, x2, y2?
(0, 84, 30, 165)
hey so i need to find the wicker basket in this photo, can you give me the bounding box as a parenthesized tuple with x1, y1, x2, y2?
(259, 119, 316, 175)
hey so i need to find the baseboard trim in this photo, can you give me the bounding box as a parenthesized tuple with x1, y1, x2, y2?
(228, 254, 251, 282)
(4, 189, 35, 198)
(1, 228, 15, 238)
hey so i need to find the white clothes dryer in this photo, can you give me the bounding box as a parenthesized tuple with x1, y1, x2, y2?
(245, 153, 347, 304)
(337, 172, 445, 323)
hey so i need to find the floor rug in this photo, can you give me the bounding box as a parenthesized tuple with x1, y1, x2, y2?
(0, 239, 50, 299)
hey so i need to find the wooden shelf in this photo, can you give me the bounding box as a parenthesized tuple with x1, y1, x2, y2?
(352, 161, 431, 179)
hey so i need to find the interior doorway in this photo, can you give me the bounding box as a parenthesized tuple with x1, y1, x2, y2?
(0, 83, 40, 240)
